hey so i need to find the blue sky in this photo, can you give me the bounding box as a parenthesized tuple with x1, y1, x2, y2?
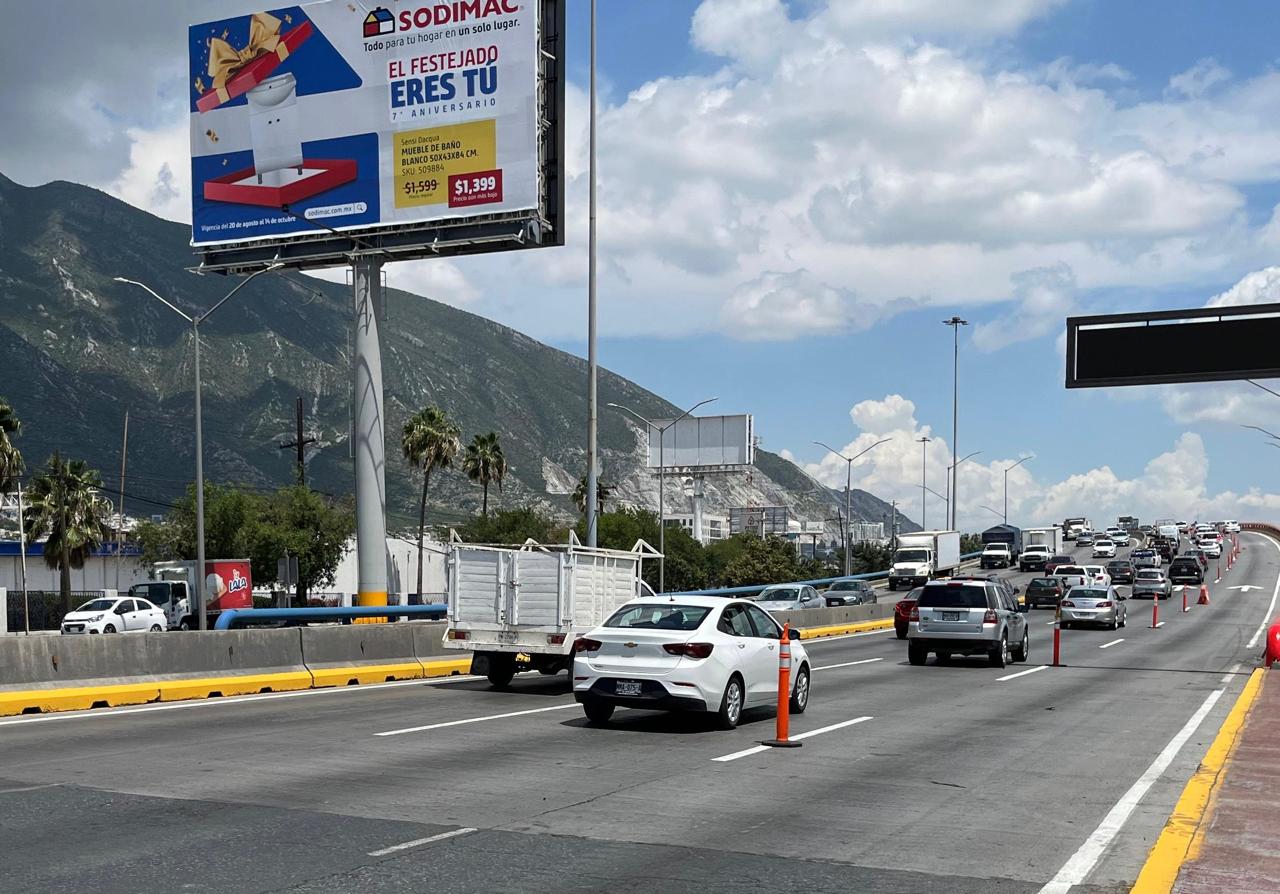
(3, 0, 1280, 527)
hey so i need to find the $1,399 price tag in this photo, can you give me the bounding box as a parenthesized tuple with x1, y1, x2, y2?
(448, 169, 503, 208)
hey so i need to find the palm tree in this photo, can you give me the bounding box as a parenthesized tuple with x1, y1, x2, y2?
(572, 474, 613, 515)
(23, 452, 111, 613)
(0, 396, 23, 501)
(463, 432, 507, 517)
(401, 406, 461, 599)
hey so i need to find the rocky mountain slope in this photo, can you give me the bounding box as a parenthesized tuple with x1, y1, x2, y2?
(0, 173, 915, 539)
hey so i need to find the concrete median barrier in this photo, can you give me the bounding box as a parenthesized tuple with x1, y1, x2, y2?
(0, 633, 160, 714)
(410, 621, 473, 677)
(302, 624, 423, 687)
(146, 629, 310, 701)
(772, 603, 896, 639)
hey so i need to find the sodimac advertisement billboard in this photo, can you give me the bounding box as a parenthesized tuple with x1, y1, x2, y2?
(188, 1, 538, 247)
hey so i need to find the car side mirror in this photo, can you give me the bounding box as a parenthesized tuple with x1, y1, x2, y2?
(788, 628, 802, 642)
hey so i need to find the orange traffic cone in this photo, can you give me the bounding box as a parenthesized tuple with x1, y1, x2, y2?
(1198, 583, 1210, 605)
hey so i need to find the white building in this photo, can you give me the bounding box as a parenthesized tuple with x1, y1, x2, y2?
(666, 513, 729, 542)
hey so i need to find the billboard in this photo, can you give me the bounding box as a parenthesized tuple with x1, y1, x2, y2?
(188, 1, 563, 269)
(729, 506, 788, 536)
(1065, 303, 1280, 388)
(645, 414, 754, 472)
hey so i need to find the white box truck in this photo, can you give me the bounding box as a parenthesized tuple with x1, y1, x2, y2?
(1023, 526, 1064, 554)
(888, 531, 961, 590)
(442, 534, 659, 687)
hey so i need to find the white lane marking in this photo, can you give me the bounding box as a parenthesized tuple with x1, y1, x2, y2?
(1046, 621, 1057, 626)
(1154, 621, 1165, 628)
(1036, 688, 1225, 894)
(996, 665, 1048, 682)
(814, 658, 883, 671)
(1221, 662, 1243, 684)
(368, 827, 477, 856)
(0, 675, 480, 730)
(1098, 639, 1125, 649)
(712, 716, 874, 762)
(803, 629, 895, 645)
(375, 703, 578, 737)
(1245, 532, 1280, 650)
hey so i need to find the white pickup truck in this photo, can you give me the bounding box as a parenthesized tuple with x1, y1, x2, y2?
(442, 534, 660, 687)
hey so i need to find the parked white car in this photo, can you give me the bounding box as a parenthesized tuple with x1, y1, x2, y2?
(60, 597, 168, 635)
(1092, 538, 1117, 558)
(573, 596, 810, 729)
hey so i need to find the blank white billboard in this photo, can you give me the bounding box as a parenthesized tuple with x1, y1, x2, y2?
(646, 414, 753, 470)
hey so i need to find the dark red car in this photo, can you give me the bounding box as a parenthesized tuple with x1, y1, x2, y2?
(894, 586, 923, 639)
(1044, 554, 1075, 574)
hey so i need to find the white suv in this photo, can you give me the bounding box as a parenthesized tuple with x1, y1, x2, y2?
(908, 579, 1030, 668)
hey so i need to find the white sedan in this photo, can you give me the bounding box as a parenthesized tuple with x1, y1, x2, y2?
(1197, 536, 1222, 558)
(1092, 538, 1117, 558)
(60, 597, 168, 635)
(1083, 564, 1112, 587)
(573, 595, 810, 729)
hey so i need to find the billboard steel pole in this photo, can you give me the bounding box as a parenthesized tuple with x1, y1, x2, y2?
(353, 258, 388, 614)
(943, 317, 967, 530)
(585, 0, 599, 548)
(917, 437, 930, 530)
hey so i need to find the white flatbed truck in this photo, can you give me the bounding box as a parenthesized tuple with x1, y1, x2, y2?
(442, 533, 660, 687)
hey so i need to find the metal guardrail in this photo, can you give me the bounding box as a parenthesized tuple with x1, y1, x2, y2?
(668, 552, 984, 598)
(214, 604, 448, 630)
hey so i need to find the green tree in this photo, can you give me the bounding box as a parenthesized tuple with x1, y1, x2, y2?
(253, 485, 356, 604)
(134, 482, 263, 572)
(577, 507, 708, 593)
(0, 397, 22, 497)
(571, 474, 614, 515)
(719, 534, 805, 588)
(402, 406, 461, 597)
(960, 533, 984, 554)
(463, 432, 507, 517)
(22, 452, 111, 611)
(452, 506, 560, 545)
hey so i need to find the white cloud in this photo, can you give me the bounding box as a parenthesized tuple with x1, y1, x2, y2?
(971, 263, 1076, 351)
(816, 0, 1068, 40)
(1168, 58, 1232, 99)
(105, 120, 191, 225)
(1206, 266, 1280, 307)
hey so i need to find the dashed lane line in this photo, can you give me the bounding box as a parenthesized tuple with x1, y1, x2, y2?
(711, 716, 874, 762)
(375, 703, 579, 737)
(368, 828, 477, 857)
(1099, 639, 1125, 649)
(996, 665, 1049, 682)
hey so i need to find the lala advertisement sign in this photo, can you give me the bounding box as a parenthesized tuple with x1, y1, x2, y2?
(188, 2, 537, 246)
(205, 559, 254, 611)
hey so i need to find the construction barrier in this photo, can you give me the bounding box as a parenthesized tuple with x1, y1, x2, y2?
(1267, 622, 1280, 668)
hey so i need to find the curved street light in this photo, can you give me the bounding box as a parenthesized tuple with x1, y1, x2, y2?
(814, 437, 893, 576)
(1003, 456, 1034, 524)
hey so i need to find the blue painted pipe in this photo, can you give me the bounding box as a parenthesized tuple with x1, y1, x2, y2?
(667, 552, 984, 597)
(213, 604, 448, 630)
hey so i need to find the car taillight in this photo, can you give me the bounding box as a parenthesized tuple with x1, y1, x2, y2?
(447, 630, 468, 640)
(573, 637, 602, 653)
(1096, 601, 1113, 608)
(548, 633, 566, 645)
(982, 610, 998, 625)
(1061, 600, 1075, 608)
(663, 642, 714, 659)
(909, 607, 919, 622)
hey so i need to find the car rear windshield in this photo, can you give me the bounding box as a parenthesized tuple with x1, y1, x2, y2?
(1055, 566, 1085, 575)
(918, 585, 989, 609)
(1050, 555, 1073, 563)
(1107, 561, 1131, 569)
(605, 604, 712, 630)
(1070, 589, 1109, 600)
(1135, 571, 1164, 581)
(1028, 579, 1059, 590)
(1171, 560, 1199, 571)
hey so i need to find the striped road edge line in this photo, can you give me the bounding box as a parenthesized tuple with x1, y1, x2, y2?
(1129, 667, 1266, 894)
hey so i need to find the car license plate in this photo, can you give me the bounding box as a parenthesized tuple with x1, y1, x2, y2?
(496, 630, 517, 644)
(942, 612, 962, 621)
(615, 680, 643, 696)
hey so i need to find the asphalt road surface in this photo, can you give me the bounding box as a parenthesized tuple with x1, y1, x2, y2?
(2, 534, 1274, 893)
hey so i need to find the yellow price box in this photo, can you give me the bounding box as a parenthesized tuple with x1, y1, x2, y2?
(394, 120, 496, 208)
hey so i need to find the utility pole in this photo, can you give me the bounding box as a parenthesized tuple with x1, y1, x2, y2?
(917, 436, 931, 530)
(943, 317, 968, 529)
(279, 396, 317, 486)
(116, 409, 129, 591)
(584, 0, 599, 548)
(17, 481, 29, 635)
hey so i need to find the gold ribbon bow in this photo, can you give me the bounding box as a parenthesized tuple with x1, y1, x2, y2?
(207, 12, 288, 102)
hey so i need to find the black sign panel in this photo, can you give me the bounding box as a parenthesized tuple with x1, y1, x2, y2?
(1066, 303, 1280, 388)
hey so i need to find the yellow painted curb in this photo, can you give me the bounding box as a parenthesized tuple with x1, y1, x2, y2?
(310, 662, 426, 688)
(0, 682, 160, 716)
(1130, 667, 1266, 894)
(420, 656, 473, 678)
(157, 671, 313, 701)
(796, 618, 895, 640)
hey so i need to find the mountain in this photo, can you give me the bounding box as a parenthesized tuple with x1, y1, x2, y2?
(0, 172, 915, 539)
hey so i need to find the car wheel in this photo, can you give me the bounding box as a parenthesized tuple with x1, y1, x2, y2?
(150, 624, 163, 633)
(989, 633, 1009, 668)
(104, 624, 116, 634)
(583, 700, 614, 725)
(715, 675, 745, 730)
(179, 619, 191, 631)
(1119, 611, 1127, 628)
(790, 665, 810, 715)
(908, 642, 928, 666)
(895, 626, 907, 640)
(1013, 629, 1029, 663)
(485, 654, 517, 689)
(936, 651, 952, 664)
(1109, 614, 1119, 631)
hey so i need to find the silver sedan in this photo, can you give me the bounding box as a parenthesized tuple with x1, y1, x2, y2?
(1060, 586, 1127, 630)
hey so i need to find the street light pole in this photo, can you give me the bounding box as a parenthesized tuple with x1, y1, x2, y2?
(1003, 456, 1033, 524)
(584, 0, 599, 548)
(814, 437, 892, 576)
(917, 436, 931, 530)
(943, 317, 968, 529)
(947, 450, 982, 530)
(606, 397, 717, 593)
(115, 264, 280, 630)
